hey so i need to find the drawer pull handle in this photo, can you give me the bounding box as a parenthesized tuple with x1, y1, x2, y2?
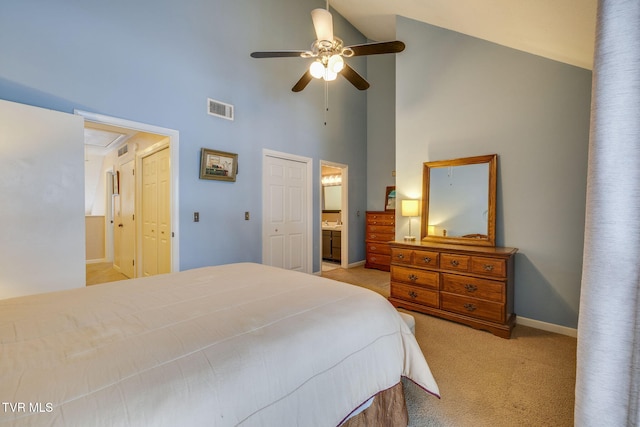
(450, 260, 460, 267)
(463, 303, 477, 312)
(370, 245, 377, 250)
(483, 264, 494, 271)
(464, 284, 478, 292)
(371, 234, 377, 239)
(423, 256, 432, 263)
(408, 274, 418, 282)
(397, 253, 405, 259)
(408, 291, 418, 299)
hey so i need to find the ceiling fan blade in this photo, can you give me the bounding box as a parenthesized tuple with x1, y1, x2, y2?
(292, 70, 313, 92)
(346, 41, 406, 57)
(250, 51, 307, 58)
(311, 8, 333, 41)
(340, 63, 370, 90)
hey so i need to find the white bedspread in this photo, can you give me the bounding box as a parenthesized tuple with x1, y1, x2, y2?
(0, 263, 439, 426)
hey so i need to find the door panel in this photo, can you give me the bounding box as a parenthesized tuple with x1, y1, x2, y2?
(263, 155, 308, 272)
(157, 148, 171, 274)
(142, 154, 158, 276)
(114, 160, 135, 278)
(141, 147, 170, 277)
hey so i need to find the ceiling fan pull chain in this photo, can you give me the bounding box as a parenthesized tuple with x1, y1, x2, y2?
(324, 81, 329, 126)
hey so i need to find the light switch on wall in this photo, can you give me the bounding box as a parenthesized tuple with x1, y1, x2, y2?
(194, 212, 199, 222)
(245, 211, 250, 220)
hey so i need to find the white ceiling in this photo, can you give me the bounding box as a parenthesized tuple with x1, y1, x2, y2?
(330, 0, 597, 70)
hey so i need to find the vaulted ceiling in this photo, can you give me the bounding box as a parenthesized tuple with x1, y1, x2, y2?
(330, 0, 597, 70)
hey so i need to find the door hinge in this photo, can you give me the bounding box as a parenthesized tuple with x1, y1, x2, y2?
(132, 260, 135, 266)
(132, 214, 135, 220)
(132, 169, 135, 175)
(172, 232, 175, 237)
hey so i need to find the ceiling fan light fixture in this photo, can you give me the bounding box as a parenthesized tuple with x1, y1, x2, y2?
(310, 60, 325, 79)
(324, 68, 337, 81)
(328, 54, 344, 73)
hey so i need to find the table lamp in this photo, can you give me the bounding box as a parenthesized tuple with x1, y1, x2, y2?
(401, 199, 420, 241)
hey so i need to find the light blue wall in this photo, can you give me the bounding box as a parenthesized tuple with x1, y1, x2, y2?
(366, 54, 397, 211)
(392, 17, 592, 329)
(0, 0, 368, 273)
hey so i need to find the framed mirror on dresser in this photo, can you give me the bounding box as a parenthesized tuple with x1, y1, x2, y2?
(388, 154, 518, 338)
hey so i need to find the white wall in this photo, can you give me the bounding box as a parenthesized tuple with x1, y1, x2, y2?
(0, 100, 85, 299)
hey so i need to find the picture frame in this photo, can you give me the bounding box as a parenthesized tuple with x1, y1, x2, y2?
(385, 186, 396, 211)
(199, 148, 238, 182)
(113, 171, 120, 195)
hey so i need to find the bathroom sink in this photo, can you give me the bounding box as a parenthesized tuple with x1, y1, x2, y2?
(322, 224, 342, 230)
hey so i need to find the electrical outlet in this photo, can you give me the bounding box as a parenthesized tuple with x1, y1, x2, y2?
(245, 211, 250, 220)
(194, 212, 199, 222)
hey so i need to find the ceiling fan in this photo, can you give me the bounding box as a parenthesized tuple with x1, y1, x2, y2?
(250, 2, 405, 92)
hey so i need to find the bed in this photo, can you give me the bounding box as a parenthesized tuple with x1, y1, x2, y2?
(0, 262, 439, 426)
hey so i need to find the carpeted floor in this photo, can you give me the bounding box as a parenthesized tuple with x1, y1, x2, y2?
(86, 262, 129, 285)
(322, 265, 576, 427)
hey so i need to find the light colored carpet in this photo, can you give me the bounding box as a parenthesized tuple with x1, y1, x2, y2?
(86, 262, 129, 286)
(322, 266, 576, 427)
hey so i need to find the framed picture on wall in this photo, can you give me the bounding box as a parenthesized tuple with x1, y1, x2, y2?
(199, 148, 238, 182)
(385, 186, 396, 211)
(113, 171, 120, 195)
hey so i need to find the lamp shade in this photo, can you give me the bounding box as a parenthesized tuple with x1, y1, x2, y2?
(310, 61, 325, 79)
(401, 199, 419, 217)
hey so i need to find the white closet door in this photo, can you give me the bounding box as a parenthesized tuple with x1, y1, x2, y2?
(262, 154, 308, 272)
(141, 147, 170, 276)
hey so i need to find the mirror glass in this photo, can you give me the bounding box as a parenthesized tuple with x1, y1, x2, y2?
(421, 154, 497, 247)
(323, 185, 342, 211)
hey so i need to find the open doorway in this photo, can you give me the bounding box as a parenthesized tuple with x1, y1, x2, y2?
(80, 111, 180, 285)
(320, 161, 348, 272)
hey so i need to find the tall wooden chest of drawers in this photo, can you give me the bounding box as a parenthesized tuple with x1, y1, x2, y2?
(388, 241, 517, 338)
(365, 211, 395, 271)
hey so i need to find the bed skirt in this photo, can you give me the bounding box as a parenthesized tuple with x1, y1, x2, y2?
(341, 381, 408, 427)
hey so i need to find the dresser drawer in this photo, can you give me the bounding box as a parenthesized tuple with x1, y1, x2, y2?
(471, 256, 506, 278)
(440, 253, 470, 272)
(441, 274, 505, 303)
(367, 215, 395, 226)
(441, 293, 505, 323)
(391, 283, 439, 307)
(366, 242, 391, 256)
(366, 231, 395, 242)
(366, 224, 394, 233)
(367, 253, 390, 267)
(391, 265, 439, 289)
(413, 250, 440, 268)
(390, 248, 413, 265)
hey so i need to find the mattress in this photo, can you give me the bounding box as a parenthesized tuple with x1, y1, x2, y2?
(0, 262, 439, 426)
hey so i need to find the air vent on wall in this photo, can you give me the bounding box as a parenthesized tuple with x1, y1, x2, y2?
(208, 98, 234, 121)
(117, 144, 129, 157)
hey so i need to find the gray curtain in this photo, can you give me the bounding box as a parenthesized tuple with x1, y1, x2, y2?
(575, 0, 640, 425)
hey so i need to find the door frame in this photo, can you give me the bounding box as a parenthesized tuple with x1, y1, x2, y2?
(262, 149, 313, 274)
(320, 160, 348, 269)
(75, 110, 180, 273)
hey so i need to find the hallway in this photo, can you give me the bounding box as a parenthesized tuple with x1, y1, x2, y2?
(86, 262, 128, 286)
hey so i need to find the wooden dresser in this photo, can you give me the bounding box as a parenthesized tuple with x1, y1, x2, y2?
(365, 211, 395, 271)
(388, 241, 517, 338)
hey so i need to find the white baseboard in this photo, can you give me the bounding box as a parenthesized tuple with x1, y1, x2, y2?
(516, 316, 577, 338)
(347, 260, 365, 268)
(86, 258, 108, 265)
